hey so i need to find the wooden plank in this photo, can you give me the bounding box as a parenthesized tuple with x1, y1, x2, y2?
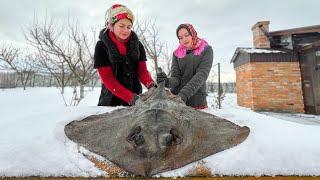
(3, 176, 320, 179)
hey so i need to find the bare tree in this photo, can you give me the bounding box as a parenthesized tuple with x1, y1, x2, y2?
(214, 85, 225, 109)
(88, 73, 100, 90)
(65, 20, 97, 100)
(134, 18, 165, 75)
(24, 16, 97, 105)
(24, 16, 72, 97)
(160, 43, 173, 76)
(0, 45, 39, 90)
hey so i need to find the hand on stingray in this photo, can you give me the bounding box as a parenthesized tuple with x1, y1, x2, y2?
(168, 93, 185, 104)
(139, 87, 156, 102)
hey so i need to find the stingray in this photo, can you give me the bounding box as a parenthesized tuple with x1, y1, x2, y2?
(65, 82, 250, 177)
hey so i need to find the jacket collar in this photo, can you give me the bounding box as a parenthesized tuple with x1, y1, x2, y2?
(174, 39, 208, 58)
(99, 28, 140, 62)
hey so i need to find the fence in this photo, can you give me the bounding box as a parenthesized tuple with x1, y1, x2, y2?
(0, 69, 236, 93)
(0, 70, 100, 89)
(207, 82, 236, 93)
(0, 71, 17, 88)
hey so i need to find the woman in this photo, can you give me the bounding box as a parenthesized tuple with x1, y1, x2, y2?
(157, 24, 213, 109)
(94, 4, 156, 106)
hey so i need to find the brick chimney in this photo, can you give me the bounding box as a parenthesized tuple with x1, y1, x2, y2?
(251, 21, 270, 48)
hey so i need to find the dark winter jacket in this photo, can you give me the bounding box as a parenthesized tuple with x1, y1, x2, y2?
(94, 28, 147, 106)
(167, 40, 213, 108)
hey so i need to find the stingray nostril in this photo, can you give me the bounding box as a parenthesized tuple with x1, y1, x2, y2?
(164, 134, 173, 146)
(127, 126, 145, 146)
(159, 133, 174, 148)
(134, 134, 145, 146)
(170, 128, 182, 145)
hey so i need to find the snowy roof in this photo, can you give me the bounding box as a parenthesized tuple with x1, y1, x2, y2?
(269, 24, 320, 36)
(239, 48, 287, 54)
(230, 47, 293, 64)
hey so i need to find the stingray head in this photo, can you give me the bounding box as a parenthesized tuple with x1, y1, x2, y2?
(126, 109, 182, 160)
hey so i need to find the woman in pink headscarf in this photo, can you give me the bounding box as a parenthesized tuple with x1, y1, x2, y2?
(157, 24, 213, 109)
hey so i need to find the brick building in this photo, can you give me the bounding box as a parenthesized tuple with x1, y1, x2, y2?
(231, 21, 320, 114)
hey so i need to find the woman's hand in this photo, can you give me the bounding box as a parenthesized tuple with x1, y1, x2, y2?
(156, 72, 168, 84)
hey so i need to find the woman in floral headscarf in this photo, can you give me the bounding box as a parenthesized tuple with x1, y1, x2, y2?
(94, 4, 156, 106)
(157, 24, 213, 109)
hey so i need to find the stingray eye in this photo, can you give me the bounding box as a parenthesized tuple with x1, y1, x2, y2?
(170, 128, 182, 145)
(127, 126, 144, 146)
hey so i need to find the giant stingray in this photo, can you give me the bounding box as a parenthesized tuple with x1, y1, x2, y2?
(65, 82, 250, 177)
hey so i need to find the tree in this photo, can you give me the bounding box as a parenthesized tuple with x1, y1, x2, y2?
(0, 45, 39, 90)
(24, 16, 97, 105)
(24, 16, 72, 96)
(65, 21, 97, 101)
(160, 43, 173, 76)
(134, 18, 165, 75)
(214, 85, 225, 109)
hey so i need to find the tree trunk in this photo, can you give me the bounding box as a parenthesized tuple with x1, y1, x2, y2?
(80, 84, 85, 99)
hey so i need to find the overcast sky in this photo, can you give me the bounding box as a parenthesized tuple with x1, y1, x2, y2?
(0, 0, 319, 82)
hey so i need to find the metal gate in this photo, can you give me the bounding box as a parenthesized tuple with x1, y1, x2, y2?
(299, 45, 320, 114)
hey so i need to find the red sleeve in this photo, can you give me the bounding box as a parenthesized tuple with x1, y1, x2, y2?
(138, 61, 154, 88)
(97, 66, 134, 103)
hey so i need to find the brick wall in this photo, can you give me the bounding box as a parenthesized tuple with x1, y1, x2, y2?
(235, 63, 253, 108)
(235, 62, 304, 113)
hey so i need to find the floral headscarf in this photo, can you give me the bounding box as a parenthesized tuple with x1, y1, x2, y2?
(176, 23, 201, 50)
(106, 4, 134, 26)
(174, 23, 208, 58)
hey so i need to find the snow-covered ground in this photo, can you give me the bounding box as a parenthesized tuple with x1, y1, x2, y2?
(0, 87, 320, 177)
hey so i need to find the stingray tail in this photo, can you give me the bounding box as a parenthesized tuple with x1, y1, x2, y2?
(154, 68, 166, 100)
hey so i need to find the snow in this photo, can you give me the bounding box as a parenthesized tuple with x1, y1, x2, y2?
(0, 87, 320, 177)
(241, 48, 287, 54)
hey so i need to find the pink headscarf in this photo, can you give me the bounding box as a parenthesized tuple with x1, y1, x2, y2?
(174, 23, 208, 58)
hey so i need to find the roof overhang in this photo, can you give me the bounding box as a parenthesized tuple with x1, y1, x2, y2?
(269, 25, 320, 36)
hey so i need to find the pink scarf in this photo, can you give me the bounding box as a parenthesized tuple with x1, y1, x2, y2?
(174, 39, 208, 58)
